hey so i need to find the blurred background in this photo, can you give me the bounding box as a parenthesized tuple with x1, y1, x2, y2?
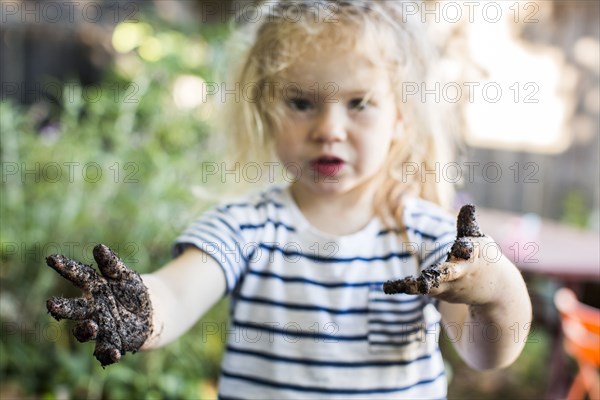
(1, 0, 598, 399)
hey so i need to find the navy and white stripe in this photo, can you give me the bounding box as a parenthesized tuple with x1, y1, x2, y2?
(174, 185, 455, 399)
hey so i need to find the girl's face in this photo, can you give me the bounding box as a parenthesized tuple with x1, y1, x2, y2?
(272, 48, 401, 197)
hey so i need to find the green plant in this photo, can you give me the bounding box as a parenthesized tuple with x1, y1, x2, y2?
(1, 16, 232, 397)
(561, 190, 590, 229)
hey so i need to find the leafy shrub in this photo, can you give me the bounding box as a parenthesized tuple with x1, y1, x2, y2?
(1, 20, 231, 399)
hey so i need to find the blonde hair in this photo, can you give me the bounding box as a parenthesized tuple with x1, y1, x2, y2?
(213, 0, 457, 229)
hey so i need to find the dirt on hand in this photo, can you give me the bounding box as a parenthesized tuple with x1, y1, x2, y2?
(383, 204, 485, 295)
(46, 244, 152, 367)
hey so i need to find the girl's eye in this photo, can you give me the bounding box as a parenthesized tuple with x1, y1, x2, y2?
(288, 98, 314, 112)
(349, 98, 368, 110)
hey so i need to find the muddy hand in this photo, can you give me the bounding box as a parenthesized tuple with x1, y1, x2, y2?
(383, 204, 485, 295)
(46, 244, 152, 366)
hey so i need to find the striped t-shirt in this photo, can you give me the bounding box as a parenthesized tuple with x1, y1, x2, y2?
(174, 185, 456, 399)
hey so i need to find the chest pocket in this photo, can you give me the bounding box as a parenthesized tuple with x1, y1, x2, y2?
(366, 284, 428, 353)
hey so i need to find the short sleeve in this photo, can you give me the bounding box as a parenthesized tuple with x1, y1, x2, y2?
(173, 206, 249, 295)
(419, 227, 455, 271)
(402, 198, 457, 271)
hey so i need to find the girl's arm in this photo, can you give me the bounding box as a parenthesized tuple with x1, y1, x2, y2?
(436, 249, 532, 370)
(141, 247, 226, 350)
(384, 205, 532, 370)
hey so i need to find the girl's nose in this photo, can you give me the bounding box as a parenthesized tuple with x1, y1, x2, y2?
(310, 106, 347, 143)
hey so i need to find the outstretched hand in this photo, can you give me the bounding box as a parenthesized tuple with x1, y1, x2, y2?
(384, 204, 507, 305)
(46, 244, 152, 366)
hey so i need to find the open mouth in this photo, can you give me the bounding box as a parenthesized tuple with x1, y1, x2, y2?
(310, 156, 345, 177)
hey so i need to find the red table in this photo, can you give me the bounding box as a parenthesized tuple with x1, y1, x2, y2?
(477, 208, 600, 281)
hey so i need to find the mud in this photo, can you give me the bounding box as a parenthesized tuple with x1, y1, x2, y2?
(383, 204, 485, 295)
(455, 204, 484, 238)
(448, 237, 473, 261)
(46, 244, 152, 367)
(383, 264, 452, 295)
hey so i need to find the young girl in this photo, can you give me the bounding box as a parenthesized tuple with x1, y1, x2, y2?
(46, 1, 532, 398)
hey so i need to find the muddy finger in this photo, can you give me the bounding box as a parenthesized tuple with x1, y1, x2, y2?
(456, 204, 484, 238)
(93, 341, 122, 366)
(384, 263, 463, 295)
(447, 237, 474, 261)
(93, 244, 134, 281)
(383, 276, 420, 295)
(93, 312, 123, 366)
(47, 296, 94, 321)
(73, 320, 99, 342)
(46, 255, 99, 290)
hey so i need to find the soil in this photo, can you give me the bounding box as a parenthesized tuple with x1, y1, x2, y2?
(383, 264, 453, 295)
(455, 204, 484, 239)
(46, 244, 152, 366)
(383, 204, 485, 295)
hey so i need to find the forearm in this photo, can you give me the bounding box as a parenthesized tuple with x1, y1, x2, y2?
(140, 274, 186, 349)
(140, 249, 227, 350)
(448, 258, 532, 369)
